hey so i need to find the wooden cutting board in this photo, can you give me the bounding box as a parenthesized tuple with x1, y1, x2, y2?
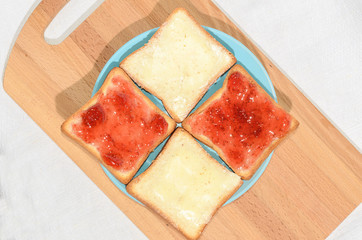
(4, 0, 362, 239)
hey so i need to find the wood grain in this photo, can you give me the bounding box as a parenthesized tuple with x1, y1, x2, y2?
(3, 0, 362, 239)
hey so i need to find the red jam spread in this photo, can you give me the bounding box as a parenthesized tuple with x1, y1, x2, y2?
(72, 76, 168, 171)
(188, 71, 291, 170)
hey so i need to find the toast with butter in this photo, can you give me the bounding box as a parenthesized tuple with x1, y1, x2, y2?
(127, 128, 242, 239)
(61, 67, 176, 184)
(183, 64, 299, 179)
(120, 8, 236, 122)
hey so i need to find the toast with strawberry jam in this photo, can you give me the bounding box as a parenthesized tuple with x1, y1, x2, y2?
(62, 67, 176, 184)
(183, 64, 299, 179)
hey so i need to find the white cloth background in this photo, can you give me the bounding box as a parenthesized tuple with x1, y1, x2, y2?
(1, 0, 361, 239)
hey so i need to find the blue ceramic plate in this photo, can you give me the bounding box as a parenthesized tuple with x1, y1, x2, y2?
(92, 27, 276, 206)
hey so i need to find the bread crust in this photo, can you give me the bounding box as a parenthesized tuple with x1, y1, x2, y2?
(61, 67, 176, 184)
(183, 64, 299, 180)
(127, 128, 242, 239)
(120, 8, 236, 122)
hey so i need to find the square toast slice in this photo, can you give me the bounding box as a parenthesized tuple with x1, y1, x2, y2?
(120, 8, 236, 122)
(61, 67, 176, 184)
(183, 64, 299, 179)
(127, 128, 242, 239)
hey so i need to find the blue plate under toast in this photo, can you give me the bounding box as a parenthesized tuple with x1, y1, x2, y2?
(92, 27, 276, 206)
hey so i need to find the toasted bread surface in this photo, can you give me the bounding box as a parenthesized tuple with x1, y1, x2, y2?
(183, 64, 299, 179)
(120, 8, 236, 122)
(127, 128, 242, 239)
(61, 67, 176, 184)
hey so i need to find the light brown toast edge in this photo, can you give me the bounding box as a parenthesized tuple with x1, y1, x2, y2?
(127, 128, 242, 240)
(120, 7, 236, 122)
(183, 64, 299, 180)
(61, 67, 176, 184)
